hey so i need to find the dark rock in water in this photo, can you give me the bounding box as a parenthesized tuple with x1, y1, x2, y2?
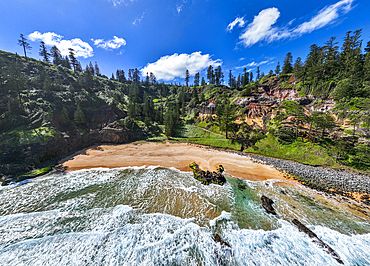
(261, 195, 277, 215)
(189, 162, 226, 185)
(213, 234, 232, 265)
(238, 184, 247, 190)
(292, 219, 344, 264)
(214, 234, 231, 248)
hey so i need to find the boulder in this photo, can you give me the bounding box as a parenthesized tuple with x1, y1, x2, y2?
(189, 162, 226, 185)
(261, 195, 277, 215)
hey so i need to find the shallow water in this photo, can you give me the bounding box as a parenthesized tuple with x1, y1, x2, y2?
(0, 167, 369, 265)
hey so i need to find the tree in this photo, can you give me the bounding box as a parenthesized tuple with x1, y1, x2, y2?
(230, 123, 265, 151)
(68, 48, 78, 70)
(201, 77, 206, 86)
(275, 62, 281, 75)
(18, 34, 31, 58)
(51, 45, 62, 65)
(256, 66, 260, 81)
(215, 96, 238, 138)
(194, 72, 200, 86)
(88, 61, 95, 75)
(282, 52, 293, 74)
(214, 66, 223, 85)
(39, 41, 50, 62)
(279, 100, 306, 140)
(149, 72, 156, 84)
(61, 56, 71, 69)
(250, 72, 253, 83)
(311, 111, 336, 139)
(95, 62, 101, 76)
(6, 60, 26, 109)
(185, 69, 190, 87)
(207, 65, 214, 84)
(74, 105, 86, 125)
(229, 70, 234, 88)
(293, 57, 304, 78)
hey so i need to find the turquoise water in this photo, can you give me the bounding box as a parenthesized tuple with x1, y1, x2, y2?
(0, 167, 369, 265)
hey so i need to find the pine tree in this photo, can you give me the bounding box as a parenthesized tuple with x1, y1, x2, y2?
(88, 61, 95, 75)
(214, 66, 223, 85)
(256, 66, 260, 81)
(39, 41, 50, 62)
(201, 77, 206, 86)
(215, 96, 237, 138)
(94, 62, 100, 76)
(149, 72, 156, 84)
(68, 48, 78, 71)
(207, 65, 215, 84)
(364, 41, 370, 81)
(250, 72, 253, 83)
(74, 105, 86, 125)
(185, 69, 190, 87)
(51, 45, 62, 65)
(275, 62, 281, 75)
(293, 57, 303, 78)
(282, 52, 293, 74)
(61, 56, 71, 69)
(18, 34, 31, 58)
(194, 72, 200, 86)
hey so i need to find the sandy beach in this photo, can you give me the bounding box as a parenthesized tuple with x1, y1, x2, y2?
(60, 142, 287, 182)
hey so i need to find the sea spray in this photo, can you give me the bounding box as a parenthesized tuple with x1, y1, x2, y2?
(0, 167, 369, 265)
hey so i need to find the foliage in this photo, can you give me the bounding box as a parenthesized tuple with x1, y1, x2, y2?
(247, 135, 338, 167)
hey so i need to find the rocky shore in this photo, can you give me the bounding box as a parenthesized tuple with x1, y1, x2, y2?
(197, 146, 370, 205)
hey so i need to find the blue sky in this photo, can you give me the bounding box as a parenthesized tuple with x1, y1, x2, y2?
(1, 0, 370, 84)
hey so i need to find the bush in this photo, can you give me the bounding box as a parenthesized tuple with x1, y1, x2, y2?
(276, 127, 295, 145)
(124, 117, 138, 131)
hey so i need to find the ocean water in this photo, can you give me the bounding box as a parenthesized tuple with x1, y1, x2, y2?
(0, 166, 369, 265)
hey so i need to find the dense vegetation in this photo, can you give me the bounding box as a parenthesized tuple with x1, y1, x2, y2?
(1, 29, 370, 183)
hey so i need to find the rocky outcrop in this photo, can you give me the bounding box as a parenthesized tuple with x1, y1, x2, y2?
(261, 195, 277, 215)
(189, 162, 226, 185)
(292, 219, 344, 264)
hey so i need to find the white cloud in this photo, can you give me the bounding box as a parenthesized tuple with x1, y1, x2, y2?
(28, 31, 93, 58)
(110, 0, 135, 6)
(141, 52, 222, 81)
(239, 8, 280, 47)
(227, 17, 246, 32)
(293, 0, 354, 35)
(133, 12, 145, 25)
(235, 60, 269, 69)
(92, 36, 126, 50)
(176, 4, 183, 13)
(237, 0, 354, 47)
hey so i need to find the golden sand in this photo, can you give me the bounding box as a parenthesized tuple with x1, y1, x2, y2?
(60, 142, 289, 182)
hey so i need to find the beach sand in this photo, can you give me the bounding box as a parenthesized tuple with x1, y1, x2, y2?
(60, 142, 288, 182)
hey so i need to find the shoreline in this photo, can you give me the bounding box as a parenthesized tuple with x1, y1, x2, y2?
(60, 142, 288, 182)
(60, 141, 370, 206)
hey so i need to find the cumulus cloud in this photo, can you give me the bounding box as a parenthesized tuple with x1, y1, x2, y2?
(141, 52, 222, 81)
(236, 0, 354, 47)
(92, 36, 126, 50)
(227, 17, 246, 32)
(28, 31, 93, 58)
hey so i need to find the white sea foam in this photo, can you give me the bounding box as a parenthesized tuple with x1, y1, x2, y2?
(1, 168, 370, 265)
